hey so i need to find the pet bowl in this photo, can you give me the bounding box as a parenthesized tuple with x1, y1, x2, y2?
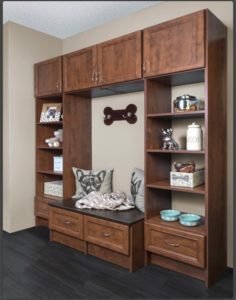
(179, 214, 201, 226)
(160, 210, 181, 221)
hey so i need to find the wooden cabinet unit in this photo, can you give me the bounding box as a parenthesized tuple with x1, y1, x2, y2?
(84, 215, 129, 255)
(49, 200, 144, 272)
(63, 46, 97, 91)
(35, 56, 62, 97)
(49, 207, 84, 239)
(35, 57, 63, 226)
(145, 221, 205, 268)
(143, 10, 205, 77)
(97, 31, 142, 85)
(63, 31, 142, 92)
(35, 9, 227, 287)
(144, 10, 227, 287)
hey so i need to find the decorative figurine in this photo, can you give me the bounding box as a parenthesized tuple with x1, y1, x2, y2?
(45, 129, 63, 147)
(173, 161, 196, 173)
(161, 128, 179, 150)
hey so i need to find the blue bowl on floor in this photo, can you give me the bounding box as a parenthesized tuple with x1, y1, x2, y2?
(179, 214, 201, 226)
(160, 210, 181, 221)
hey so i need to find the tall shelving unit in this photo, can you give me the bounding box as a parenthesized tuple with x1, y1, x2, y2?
(34, 57, 63, 226)
(144, 10, 227, 286)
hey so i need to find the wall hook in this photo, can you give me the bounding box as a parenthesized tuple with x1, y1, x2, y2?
(103, 104, 137, 125)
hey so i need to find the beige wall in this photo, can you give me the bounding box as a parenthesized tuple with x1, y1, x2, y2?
(62, 1, 233, 267)
(3, 22, 62, 232)
(92, 92, 144, 193)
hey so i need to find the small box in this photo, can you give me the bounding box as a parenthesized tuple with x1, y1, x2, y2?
(44, 180, 63, 197)
(53, 156, 63, 172)
(170, 169, 205, 188)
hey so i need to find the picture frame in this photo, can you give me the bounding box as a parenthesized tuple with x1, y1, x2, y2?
(40, 103, 62, 122)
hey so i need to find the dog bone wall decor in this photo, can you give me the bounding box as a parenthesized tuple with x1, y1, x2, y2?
(103, 104, 137, 125)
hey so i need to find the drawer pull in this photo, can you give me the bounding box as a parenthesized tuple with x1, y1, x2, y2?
(64, 221, 71, 225)
(102, 233, 111, 237)
(165, 241, 180, 247)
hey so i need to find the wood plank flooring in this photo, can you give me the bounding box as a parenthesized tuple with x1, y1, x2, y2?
(2, 226, 233, 299)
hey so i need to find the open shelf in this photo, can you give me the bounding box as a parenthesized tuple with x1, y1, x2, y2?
(147, 179, 205, 195)
(147, 111, 205, 119)
(150, 68, 205, 87)
(42, 194, 63, 201)
(146, 149, 205, 154)
(37, 146, 63, 150)
(146, 215, 206, 235)
(37, 170, 63, 176)
(36, 121, 63, 126)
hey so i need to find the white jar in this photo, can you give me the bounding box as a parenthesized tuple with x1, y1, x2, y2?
(186, 122, 202, 151)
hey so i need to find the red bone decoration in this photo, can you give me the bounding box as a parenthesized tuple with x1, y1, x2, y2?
(103, 104, 137, 125)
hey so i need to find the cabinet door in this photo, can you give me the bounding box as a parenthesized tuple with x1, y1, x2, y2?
(97, 31, 142, 86)
(63, 46, 97, 91)
(143, 10, 205, 76)
(35, 57, 62, 97)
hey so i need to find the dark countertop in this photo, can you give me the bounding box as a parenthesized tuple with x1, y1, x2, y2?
(49, 198, 144, 225)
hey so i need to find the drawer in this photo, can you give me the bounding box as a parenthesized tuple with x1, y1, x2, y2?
(49, 207, 83, 239)
(145, 223, 205, 268)
(84, 216, 129, 255)
(35, 197, 52, 219)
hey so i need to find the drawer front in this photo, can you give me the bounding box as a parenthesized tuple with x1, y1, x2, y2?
(145, 224, 205, 268)
(35, 197, 53, 219)
(49, 207, 83, 239)
(84, 216, 129, 255)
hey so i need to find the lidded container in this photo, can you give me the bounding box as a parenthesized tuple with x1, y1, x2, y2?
(186, 122, 202, 151)
(173, 94, 200, 112)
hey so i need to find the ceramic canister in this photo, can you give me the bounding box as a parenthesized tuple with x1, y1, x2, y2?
(186, 122, 202, 151)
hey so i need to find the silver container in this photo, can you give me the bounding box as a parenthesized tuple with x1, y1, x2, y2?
(174, 94, 200, 112)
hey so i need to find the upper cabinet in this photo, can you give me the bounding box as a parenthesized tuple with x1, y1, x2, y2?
(35, 57, 62, 97)
(63, 31, 142, 92)
(97, 31, 142, 86)
(143, 10, 205, 77)
(63, 46, 97, 92)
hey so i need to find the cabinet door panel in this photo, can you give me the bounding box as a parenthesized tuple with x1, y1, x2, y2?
(63, 46, 97, 91)
(143, 10, 205, 76)
(97, 31, 142, 86)
(35, 57, 62, 97)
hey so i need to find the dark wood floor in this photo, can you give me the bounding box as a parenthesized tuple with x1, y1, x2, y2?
(2, 226, 233, 299)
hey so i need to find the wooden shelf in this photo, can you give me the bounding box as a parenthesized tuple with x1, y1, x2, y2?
(37, 170, 63, 176)
(147, 149, 205, 154)
(147, 111, 205, 119)
(43, 195, 63, 201)
(147, 179, 205, 194)
(37, 146, 63, 150)
(36, 121, 63, 126)
(146, 215, 206, 236)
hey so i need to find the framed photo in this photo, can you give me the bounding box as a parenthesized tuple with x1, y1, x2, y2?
(40, 103, 62, 122)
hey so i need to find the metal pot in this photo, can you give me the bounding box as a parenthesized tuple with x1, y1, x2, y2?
(173, 94, 200, 112)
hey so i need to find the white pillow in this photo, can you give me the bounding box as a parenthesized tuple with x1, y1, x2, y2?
(72, 167, 113, 199)
(131, 168, 144, 212)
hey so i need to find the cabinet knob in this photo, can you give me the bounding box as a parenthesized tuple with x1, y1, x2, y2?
(102, 232, 111, 237)
(64, 220, 71, 225)
(143, 61, 146, 72)
(91, 73, 95, 83)
(165, 240, 180, 247)
(56, 82, 60, 90)
(95, 72, 99, 83)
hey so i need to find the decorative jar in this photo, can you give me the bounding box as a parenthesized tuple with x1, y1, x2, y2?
(186, 122, 202, 151)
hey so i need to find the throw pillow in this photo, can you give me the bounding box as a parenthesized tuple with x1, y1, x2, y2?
(131, 168, 145, 212)
(72, 167, 113, 199)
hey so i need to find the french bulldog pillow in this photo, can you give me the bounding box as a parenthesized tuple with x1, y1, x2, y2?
(72, 167, 113, 199)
